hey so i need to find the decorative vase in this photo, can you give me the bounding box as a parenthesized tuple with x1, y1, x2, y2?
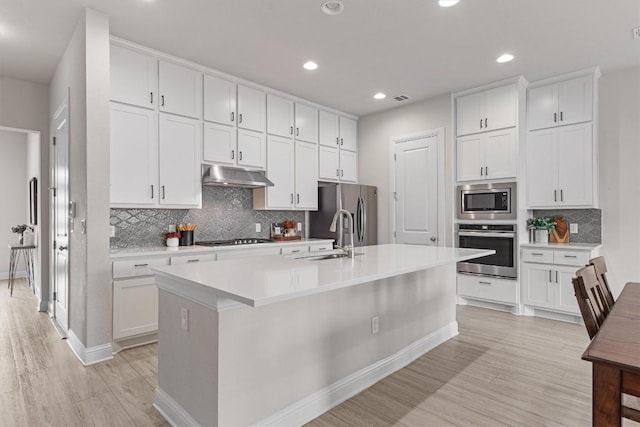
(166, 237, 179, 247)
(534, 229, 549, 244)
(22, 229, 35, 246)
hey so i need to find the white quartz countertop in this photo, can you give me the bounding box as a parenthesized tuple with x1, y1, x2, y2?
(109, 239, 333, 259)
(152, 244, 494, 307)
(520, 242, 602, 250)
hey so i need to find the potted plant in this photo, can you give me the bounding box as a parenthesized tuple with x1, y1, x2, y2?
(165, 232, 180, 247)
(12, 224, 34, 245)
(527, 217, 557, 243)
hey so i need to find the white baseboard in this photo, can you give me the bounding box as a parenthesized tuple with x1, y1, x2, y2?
(154, 387, 200, 427)
(66, 329, 114, 366)
(260, 321, 459, 427)
(38, 298, 48, 313)
(0, 271, 26, 280)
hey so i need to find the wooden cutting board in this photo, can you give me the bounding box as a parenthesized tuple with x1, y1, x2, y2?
(549, 215, 569, 243)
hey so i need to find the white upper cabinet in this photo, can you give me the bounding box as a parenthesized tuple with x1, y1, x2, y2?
(158, 61, 202, 119)
(339, 149, 358, 183)
(237, 85, 266, 132)
(318, 145, 340, 181)
(267, 94, 294, 138)
(319, 110, 340, 148)
(110, 103, 158, 206)
(237, 129, 266, 169)
(158, 113, 201, 207)
(294, 140, 318, 209)
(203, 122, 236, 165)
(339, 117, 358, 151)
(456, 84, 516, 136)
(528, 75, 593, 131)
(457, 128, 516, 182)
(526, 123, 593, 208)
(294, 103, 318, 144)
(262, 135, 295, 209)
(110, 45, 157, 109)
(203, 75, 236, 126)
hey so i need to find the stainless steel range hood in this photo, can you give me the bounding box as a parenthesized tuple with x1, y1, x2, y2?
(202, 165, 274, 188)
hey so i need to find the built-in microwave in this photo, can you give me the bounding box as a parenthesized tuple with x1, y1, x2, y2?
(457, 182, 516, 220)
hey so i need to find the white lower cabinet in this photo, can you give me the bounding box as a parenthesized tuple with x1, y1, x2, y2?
(457, 274, 518, 305)
(113, 277, 159, 340)
(521, 245, 598, 316)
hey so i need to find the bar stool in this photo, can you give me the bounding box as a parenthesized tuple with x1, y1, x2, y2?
(7, 243, 36, 296)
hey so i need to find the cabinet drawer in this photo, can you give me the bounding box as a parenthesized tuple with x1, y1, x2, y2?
(309, 243, 334, 253)
(521, 248, 554, 264)
(281, 245, 309, 256)
(457, 274, 517, 304)
(170, 253, 216, 265)
(113, 257, 170, 279)
(553, 250, 589, 266)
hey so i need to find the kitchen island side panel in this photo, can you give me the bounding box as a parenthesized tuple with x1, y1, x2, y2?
(209, 264, 456, 425)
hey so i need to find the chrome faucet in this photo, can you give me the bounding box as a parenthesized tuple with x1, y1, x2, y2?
(330, 209, 355, 258)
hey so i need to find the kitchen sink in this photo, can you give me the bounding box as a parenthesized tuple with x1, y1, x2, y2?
(286, 249, 363, 261)
(307, 253, 349, 261)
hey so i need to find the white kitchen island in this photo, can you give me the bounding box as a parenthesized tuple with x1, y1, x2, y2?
(151, 244, 493, 426)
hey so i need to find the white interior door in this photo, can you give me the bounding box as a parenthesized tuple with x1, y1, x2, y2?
(52, 97, 69, 332)
(394, 135, 438, 245)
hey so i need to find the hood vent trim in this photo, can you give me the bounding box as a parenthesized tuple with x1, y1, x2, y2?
(202, 165, 274, 188)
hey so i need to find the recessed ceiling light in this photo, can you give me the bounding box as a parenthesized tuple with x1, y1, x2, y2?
(438, 0, 460, 7)
(496, 53, 514, 63)
(321, 1, 344, 15)
(373, 93, 386, 100)
(303, 61, 318, 71)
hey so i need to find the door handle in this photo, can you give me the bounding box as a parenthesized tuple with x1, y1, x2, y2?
(150, 185, 154, 199)
(161, 95, 165, 107)
(549, 270, 552, 282)
(58, 246, 68, 251)
(296, 193, 300, 204)
(341, 169, 344, 177)
(238, 113, 243, 123)
(231, 150, 235, 160)
(296, 128, 300, 137)
(187, 259, 200, 263)
(340, 138, 344, 146)
(478, 281, 492, 286)
(336, 169, 339, 177)
(560, 189, 564, 202)
(162, 185, 166, 200)
(484, 118, 488, 128)
(554, 112, 557, 123)
(290, 193, 293, 204)
(431, 236, 437, 242)
(239, 151, 243, 161)
(336, 137, 339, 145)
(560, 111, 563, 122)
(480, 167, 483, 176)
(555, 270, 559, 283)
(480, 119, 483, 129)
(231, 112, 235, 122)
(554, 190, 557, 202)
(485, 166, 488, 176)
(150, 92, 153, 105)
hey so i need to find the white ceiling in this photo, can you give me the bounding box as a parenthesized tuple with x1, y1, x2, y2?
(1, 0, 639, 116)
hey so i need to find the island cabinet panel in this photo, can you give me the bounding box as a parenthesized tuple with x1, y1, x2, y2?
(113, 277, 159, 340)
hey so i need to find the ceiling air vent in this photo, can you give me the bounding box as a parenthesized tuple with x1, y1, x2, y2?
(392, 95, 410, 102)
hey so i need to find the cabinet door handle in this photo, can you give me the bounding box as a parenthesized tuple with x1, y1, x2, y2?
(187, 259, 200, 263)
(480, 119, 483, 129)
(560, 189, 564, 202)
(291, 250, 301, 253)
(336, 137, 339, 145)
(554, 190, 557, 202)
(554, 112, 557, 123)
(150, 185, 154, 199)
(560, 111, 563, 122)
(296, 127, 300, 137)
(549, 270, 552, 282)
(290, 126, 293, 135)
(231, 112, 235, 122)
(162, 185, 166, 200)
(485, 118, 488, 128)
(485, 166, 488, 176)
(239, 151, 243, 161)
(150, 92, 153, 105)
(231, 150, 235, 160)
(478, 281, 492, 286)
(340, 138, 344, 146)
(564, 255, 577, 258)
(134, 263, 149, 268)
(480, 167, 483, 176)
(296, 193, 300, 204)
(555, 270, 559, 283)
(239, 113, 243, 123)
(161, 95, 165, 107)
(341, 169, 344, 177)
(531, 252, 544, 256)
(290, 193, 294, 204)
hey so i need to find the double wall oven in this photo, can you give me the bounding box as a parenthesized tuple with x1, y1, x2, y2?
(456, 182, 518, 279)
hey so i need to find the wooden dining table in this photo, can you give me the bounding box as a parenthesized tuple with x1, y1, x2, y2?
(582, 282, 640, 426)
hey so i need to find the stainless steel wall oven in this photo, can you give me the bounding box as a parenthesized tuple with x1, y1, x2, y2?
(457, 223, 517, 279)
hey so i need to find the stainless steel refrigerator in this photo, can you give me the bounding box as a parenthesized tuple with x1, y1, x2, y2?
(309, 183, 377, 248)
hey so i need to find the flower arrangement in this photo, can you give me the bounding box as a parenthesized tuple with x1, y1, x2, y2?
(12, 224, 33, 234)
(527, 217, 557, 231)
(165, 232, 181, 239)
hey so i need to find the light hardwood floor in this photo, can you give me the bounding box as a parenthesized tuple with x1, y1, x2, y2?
(2, 277, 637, 426)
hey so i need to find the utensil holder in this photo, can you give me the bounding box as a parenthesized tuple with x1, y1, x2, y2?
(179, 230, 194, 246)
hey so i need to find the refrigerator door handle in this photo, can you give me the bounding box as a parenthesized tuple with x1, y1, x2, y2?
(356, 197, 363, 242)
(362, 196, 368, 244)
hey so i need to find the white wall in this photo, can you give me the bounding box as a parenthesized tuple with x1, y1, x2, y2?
(49, 8, 111, 352)
(599, 66, 640, 297)
(0, 131, 28, 277)
(0, 77, 49, 309)
(357, 94, 454, 245)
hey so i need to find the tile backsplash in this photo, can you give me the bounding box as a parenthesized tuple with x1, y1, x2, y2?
(110, 187, 304, 248)
(531, 209, 601, 243)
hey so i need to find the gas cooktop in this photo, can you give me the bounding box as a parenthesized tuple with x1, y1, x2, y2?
(195, 238, 274, 247)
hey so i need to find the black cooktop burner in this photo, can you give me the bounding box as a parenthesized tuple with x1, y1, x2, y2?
(195, 238, 274, 247)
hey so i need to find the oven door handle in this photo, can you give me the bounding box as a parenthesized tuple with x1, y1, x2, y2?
(458, 231, 516, 238)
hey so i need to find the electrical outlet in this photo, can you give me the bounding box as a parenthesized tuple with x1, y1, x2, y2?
(371, 316, 379, 335)
(109, 226, 115, 237)
(297, 222, 302, 231)
(255, 223, 261, 233)
(570, 223, 579, 234)
(168, 224, 176, 233)
(181, 308, 189, 331)
(633, 26, 640, 39)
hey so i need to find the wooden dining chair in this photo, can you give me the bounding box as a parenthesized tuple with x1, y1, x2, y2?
(589, 256, 615, 310)
(573, 265, 611, 339)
